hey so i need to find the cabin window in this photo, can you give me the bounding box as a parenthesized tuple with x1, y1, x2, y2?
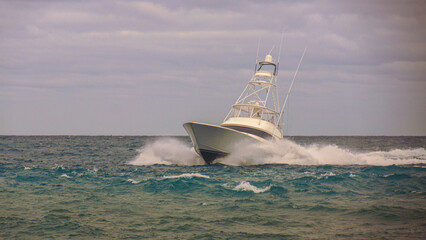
(224, 125, 272, 139)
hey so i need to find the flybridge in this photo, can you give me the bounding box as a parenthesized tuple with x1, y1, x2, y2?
(221, 52, 283, 139)
(222, 42, 307, 137)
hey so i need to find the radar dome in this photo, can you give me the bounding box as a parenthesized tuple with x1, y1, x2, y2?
(264, 54, 273, 63)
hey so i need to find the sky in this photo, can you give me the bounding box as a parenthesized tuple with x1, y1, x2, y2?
(0, 0, 425, 136)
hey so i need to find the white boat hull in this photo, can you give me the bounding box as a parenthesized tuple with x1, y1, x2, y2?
(183, 122, 265, 164)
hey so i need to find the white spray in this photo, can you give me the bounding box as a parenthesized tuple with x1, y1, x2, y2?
(129, 138, 426, 166)
(218, 139, 426, 166)
(128, 138, 204, 166)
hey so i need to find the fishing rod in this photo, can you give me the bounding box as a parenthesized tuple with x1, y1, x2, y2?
(277, 47, 307, 130)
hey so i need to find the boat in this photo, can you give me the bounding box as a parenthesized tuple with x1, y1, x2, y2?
(184, 45, 306, 165)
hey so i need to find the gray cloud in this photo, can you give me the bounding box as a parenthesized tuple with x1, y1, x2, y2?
(0, 0, 425, 135)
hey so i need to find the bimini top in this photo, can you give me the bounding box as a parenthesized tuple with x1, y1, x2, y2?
(231, 104, 278, 115)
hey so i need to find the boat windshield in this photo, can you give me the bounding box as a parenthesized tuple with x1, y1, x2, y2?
(257, 62, 277, 75)
(224, 125, 272, 139)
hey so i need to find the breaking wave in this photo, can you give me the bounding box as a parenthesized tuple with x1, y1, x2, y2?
(129, 138, 426, 166)
(233, 181, 271, 193)
(163, 173, 210, 179)
(127, 178, 140, 184)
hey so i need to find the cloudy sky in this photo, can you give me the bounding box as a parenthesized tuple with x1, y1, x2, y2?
(1, 0, 425, 135)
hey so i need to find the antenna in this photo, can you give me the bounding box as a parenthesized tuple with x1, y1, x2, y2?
(276, 32, 284, 79)
(255, 37, 260, 72)
(268, 45, 275, 55)
(277, 47, 307, 130)
(277, 32, 284, 64)
(256, 38, 260, 62)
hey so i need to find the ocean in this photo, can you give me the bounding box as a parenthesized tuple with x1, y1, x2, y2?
(0, 136, 425, 239)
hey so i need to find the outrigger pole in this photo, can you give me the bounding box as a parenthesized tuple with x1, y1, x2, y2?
(255, 37, 260, 72)
(277, 32, 285, 75)
(277, 47, 307, 130)
(275, 32, 285, 113)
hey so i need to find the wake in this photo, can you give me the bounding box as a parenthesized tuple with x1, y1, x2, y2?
(129, 138, 426, 166)
(219, 139, 425, 166)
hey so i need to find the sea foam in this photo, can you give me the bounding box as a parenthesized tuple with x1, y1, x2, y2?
(233, 181, 271, 193)
(163, 173, 210, 179)
(127, 178, 140, 184)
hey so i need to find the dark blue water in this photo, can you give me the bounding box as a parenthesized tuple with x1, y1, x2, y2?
(1, 136, 425, 239)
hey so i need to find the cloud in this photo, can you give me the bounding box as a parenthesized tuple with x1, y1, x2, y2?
(0, 0, 425, 135)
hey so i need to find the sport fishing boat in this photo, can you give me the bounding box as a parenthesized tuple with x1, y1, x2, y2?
(184, 46, 306, 164)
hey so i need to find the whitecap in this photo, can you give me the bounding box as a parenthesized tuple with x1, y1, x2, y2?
(127, 178, 140, 184)
(318, 172, 336, 179)
(87, 167, 98, 174)
(383, 174, 395, 178)
(53, 164, 65, 170)
(60, 174, 72, 178)
(233, 181, 271, 193)
(163, 173, 210, 179)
